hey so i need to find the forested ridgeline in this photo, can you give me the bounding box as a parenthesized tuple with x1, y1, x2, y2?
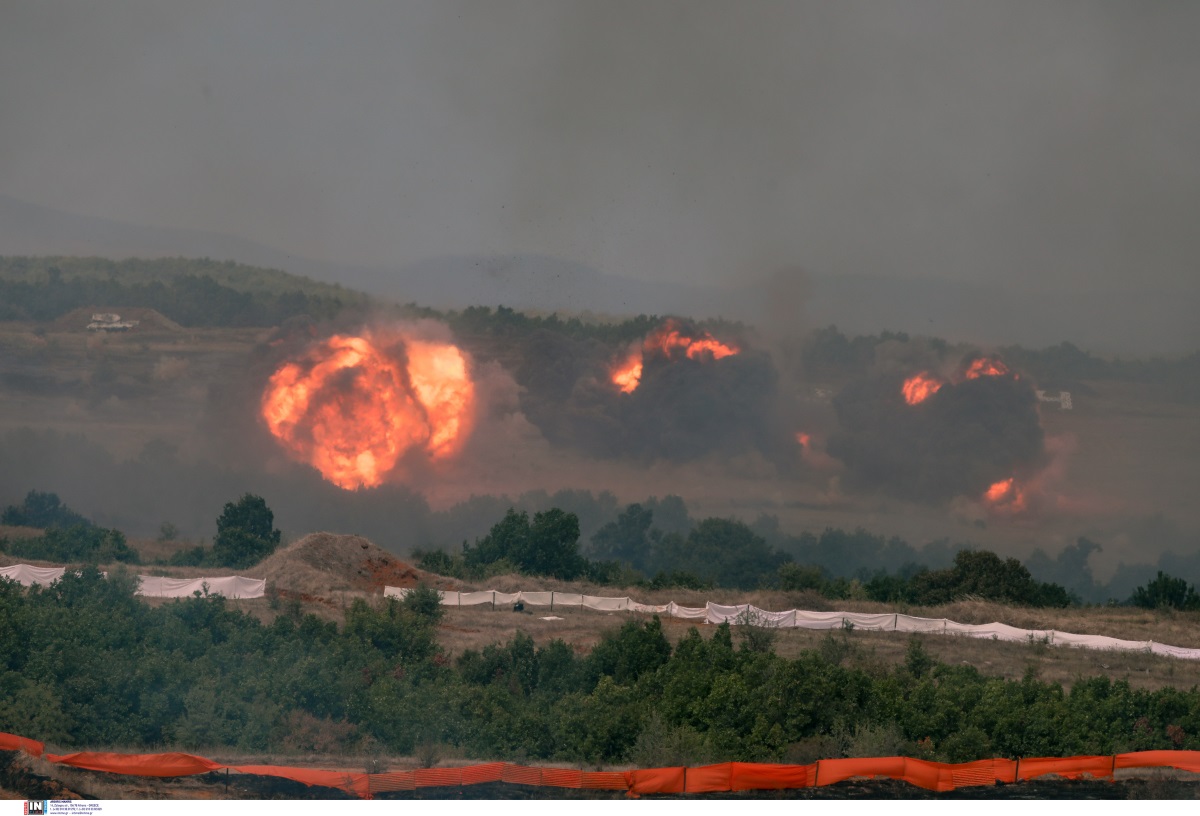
(0, 256, 361, 326)
(1, 570, 1200, 766)
(3, 256, 1196, 390)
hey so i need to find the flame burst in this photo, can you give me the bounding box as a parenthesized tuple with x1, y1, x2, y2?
(964, 357, 1011, 379)
(611, 351, 644, 394)
(795, 432, 811, 448)
(984, 477, 1027, 512)
(610, 320, 739, 393)
(902, 372, 945, 405)
(261, 332, 474, 489)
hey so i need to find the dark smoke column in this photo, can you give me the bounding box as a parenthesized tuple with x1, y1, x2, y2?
(827, 368, 1046, 504)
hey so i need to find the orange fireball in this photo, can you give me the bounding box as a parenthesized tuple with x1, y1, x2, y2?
(983, 477, 1027, 512)
(902, 372, 945, 405)
(611, 350, 644, 394)
(261, 332, 474, 489)
(610, 320, 738, 392)
(964, 357, 1011, 379)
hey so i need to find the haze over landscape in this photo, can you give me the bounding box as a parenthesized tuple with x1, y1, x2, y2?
(2, 1, 1199, 353)
(5, 2, 1200, 800)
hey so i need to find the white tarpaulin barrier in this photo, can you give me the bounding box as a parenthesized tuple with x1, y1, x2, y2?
(1050, 630, 1150, 653)
(630, 601, 672, 614)
(669, 602, 708, 620)
(138, 575, 266, 599)
(706, 603, 749, 624)
(795, 611, 851, 630)
(842, 612, 899, 631)
(750, 606, 797, 627)
(383, 584, 1200, 662)
(896, 615, 949, 633)
(0, 564, 67, 585)
(1, 564, 264, 598)
(1150, 642, 1200, 660)
(584, 595, 630, 612)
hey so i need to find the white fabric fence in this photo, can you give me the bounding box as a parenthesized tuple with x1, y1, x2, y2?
(0, 564, 265, 599)
(384, 586, 1200, 661)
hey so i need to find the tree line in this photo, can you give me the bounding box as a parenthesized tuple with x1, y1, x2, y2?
(0, 262, 348, 326)
(0, 570, 1198, 764)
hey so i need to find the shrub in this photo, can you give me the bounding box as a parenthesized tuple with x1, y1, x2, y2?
(1130, 572, 1200, 611)
(212, 494, 281, 569)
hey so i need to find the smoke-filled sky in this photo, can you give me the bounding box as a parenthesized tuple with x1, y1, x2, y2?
(2, 1, 1198, 298)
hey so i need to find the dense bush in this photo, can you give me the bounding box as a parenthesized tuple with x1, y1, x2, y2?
(4, 524, 138, 564)
(1130, 572, 1200, 611)
(1, 490, 91, 529)
(0, 570, 1198, 762)
(212, 494, 281, 569)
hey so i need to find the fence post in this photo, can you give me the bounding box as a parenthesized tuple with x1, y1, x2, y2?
(893, 613, 898, 631)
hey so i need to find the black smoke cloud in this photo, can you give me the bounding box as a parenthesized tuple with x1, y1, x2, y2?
(827, 367, 1046, 504)
(512, 322, 794, 464)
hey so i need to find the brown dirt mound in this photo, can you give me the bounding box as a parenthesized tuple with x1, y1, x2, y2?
(253, 532, 456, 599)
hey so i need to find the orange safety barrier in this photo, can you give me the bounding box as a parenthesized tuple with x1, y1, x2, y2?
(4, 730, 1200, 798)
(0, 732, 44, 757)
(1116, 750, 1200, 775)
(731, 761, 813, 791)
(47, 751, 221, 777)
(1017, 755, 1113, 781)
(625, 766, 686, 795)
(234, 765, 370, 798)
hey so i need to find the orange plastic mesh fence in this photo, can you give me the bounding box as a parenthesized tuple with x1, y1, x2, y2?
(3, 730, 1199, 798)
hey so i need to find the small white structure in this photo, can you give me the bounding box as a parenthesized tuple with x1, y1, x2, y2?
(87, 313, 139, 332)
(1036, 390, 1073, 410)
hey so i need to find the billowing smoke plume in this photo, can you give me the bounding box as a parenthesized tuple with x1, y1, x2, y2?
(827, 356, 1046, 504)
(513, 319, 794, 463)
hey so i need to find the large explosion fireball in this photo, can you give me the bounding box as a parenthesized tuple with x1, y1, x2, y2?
(261, 331, 474, 489)
(829, 354, 1046, 505)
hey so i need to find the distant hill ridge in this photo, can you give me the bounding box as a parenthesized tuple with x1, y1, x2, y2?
(1, 194, 1196, 354)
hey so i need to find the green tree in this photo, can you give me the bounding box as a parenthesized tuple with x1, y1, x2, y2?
(1130, 571, 1200, 611)
(1, 490, 91, 528)
(212, 494, 281, 569)
(463, 507, 586, 580)
(590, 503, 654, 569)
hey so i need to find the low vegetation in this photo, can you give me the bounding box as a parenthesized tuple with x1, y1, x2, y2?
(1, 568, 1199, 765)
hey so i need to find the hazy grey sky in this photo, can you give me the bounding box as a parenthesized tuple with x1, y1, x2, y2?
(2, 1, 1197, 294)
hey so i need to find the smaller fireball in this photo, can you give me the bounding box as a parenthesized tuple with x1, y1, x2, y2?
(611, 350, 644, 394)
(902, 372, 945, 405)
(984, 477, 1027, 513)
(964, 357, 1012, 379)
(609, 319, 738, 393)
